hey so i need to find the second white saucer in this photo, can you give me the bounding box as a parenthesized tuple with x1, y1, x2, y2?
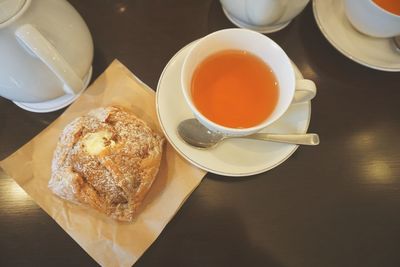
(313, 0, 400, 72)
(222, 7, 291, 33)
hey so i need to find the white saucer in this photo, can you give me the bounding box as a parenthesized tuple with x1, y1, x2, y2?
(13, 66, 93, 113)
(156, 42, 312, 177)
(313, 0, 400, 72)
(222, 7, 291, 34)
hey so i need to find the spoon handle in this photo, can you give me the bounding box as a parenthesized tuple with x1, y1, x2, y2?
(243, 133, 320, 145)
(394, 36, 400, 52)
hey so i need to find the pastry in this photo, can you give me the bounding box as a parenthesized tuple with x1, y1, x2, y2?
(48, 106, 164, 221)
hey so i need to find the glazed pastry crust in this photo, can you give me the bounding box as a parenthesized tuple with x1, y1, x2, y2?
(48, 106, 164, 221)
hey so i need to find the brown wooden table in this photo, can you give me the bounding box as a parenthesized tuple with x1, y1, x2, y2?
(1, 1, 400, 266)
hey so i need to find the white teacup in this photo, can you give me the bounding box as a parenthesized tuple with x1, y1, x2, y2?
(181, 28, 316, 137)
(219, 0, 310, 33)
(344, 0, 400, 38)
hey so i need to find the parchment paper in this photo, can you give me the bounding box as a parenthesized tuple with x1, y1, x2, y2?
(0, 60, 206, 267)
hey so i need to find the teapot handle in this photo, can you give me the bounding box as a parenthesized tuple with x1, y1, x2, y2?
(15, 24, 83, 95)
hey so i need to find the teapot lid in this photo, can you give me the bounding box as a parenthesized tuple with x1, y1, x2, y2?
(0, 0, 26, 24)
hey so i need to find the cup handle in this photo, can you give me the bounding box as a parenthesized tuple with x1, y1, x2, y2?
(15, 24, 83, 95)
(293, 79, 317, 103)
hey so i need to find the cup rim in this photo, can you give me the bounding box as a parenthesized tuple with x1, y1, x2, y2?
(370, 0, 400, 18)
(181, 28, 295, 135)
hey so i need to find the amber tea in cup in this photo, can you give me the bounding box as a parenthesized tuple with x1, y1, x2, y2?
(373, 0, 400, 16)
(191, 49, 279, 129)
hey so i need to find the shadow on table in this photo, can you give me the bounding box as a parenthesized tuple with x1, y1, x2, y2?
(138, 194, 285, 267)
(206, 0, 238, 33)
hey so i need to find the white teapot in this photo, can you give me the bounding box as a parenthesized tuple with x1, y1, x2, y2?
(220, 0, 310, 33)
(0, 0, 93, 112)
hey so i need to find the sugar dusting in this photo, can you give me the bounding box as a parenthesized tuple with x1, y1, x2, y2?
(48, 106, 164, 221)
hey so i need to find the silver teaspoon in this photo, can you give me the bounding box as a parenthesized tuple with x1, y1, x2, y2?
(394, 36, 400, 52)
(177, 119, 320, 149)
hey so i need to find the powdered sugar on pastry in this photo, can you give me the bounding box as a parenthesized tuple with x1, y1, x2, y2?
(48, 106, 165, 222)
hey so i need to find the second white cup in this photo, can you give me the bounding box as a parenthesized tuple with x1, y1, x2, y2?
(344, 0, 400, 38)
